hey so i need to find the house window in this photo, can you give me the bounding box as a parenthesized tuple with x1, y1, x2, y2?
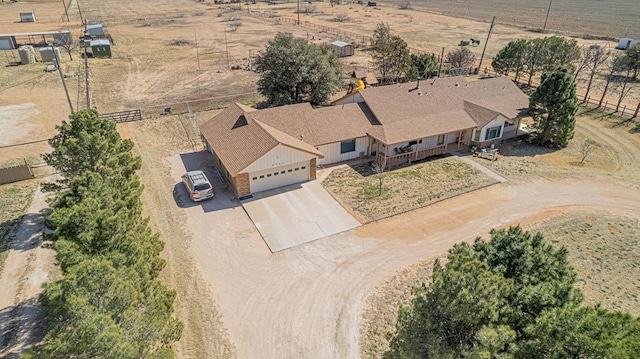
(340, 139, 356, 154)
(409, 140, 418, 146)
(437, 135, 445, 145)
(260, 175, 265, 179)
(504, 121, 514, 128)
(281, 171, 286, 174)
(301, 166, 306, 169)
(274, 172, 279, 176)
(294, 168, 299, 171)
(473, 130, 481, 142)
(485, 126, 502, 140)
(252, 177, 257, 180)
(267, 173, 272, 177)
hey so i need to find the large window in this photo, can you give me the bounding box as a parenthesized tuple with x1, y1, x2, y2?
(437, 135, 446, 145)
(485, 126, 502, 140)
(340, 139, 356, 154)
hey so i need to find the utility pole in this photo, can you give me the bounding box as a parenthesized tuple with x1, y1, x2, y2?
(76, 0, 84, 24)
(437, 47, 444, 77)
(61, 0, 70, 22)
(477, 16, 496, 73)
(543, 0, 553, 32)
(195, 30, 201, 72)
(224, 29, 230, 68)
(51, 44, 74, 113)
(83, 21, 91, 109)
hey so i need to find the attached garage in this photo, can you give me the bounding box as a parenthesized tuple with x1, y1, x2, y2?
(249, 161, 309, 193)
(199, 103, 323, 198)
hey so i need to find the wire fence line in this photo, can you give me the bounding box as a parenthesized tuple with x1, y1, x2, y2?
(481, 68, 639, 120)
(141, 91, 261, 118)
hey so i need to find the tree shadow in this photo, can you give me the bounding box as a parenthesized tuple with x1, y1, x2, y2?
(0, 297, 47, 359)
(496, 135, 561, 158)
(1, 208, 47, 264)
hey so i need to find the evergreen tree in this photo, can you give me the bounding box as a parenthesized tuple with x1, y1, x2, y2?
(255, 32, 343, 106)
(28, 110, 182, 358)
(410, 53, 438, 79)
(623, 45, 640, 79)
(43, 110, 140, 190)
(384, 225, 640, 359)
(491, 39, 528, 81)
(529, 67, 578, 147)
(370, 23, 412, 84)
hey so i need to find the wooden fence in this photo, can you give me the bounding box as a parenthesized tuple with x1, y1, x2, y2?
(0, 161, 34, 185)
(100, 109, 142, 123)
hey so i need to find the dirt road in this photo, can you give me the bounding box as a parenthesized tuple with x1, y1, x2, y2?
(200, 180, 640, 359)
(0, 185, 57, 359)
(118, 109, 640, 359)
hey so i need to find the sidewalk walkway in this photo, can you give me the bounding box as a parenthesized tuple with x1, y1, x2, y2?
(455, 153, 508, 183)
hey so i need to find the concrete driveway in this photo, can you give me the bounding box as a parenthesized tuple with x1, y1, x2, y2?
(241, 181, 361, 252)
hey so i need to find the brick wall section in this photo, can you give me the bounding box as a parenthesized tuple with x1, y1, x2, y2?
(234, 173, 251, 197)
(309, 158, 317, 180)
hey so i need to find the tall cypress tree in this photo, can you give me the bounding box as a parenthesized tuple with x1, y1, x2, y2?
(529, 67, 578, 147)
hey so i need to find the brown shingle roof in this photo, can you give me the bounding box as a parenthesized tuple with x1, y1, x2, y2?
(357, 76, 528, 144)
(247, 102, 376, 146)
(253, 120, 324, 157)
(463, 101, 502, 128)
(200, 103, 322, 176)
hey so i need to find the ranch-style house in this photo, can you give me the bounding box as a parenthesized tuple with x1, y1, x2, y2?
(200, 76, 529, 196)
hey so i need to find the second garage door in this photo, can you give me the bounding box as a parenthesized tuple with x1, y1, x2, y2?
(249, 161, 309, 194)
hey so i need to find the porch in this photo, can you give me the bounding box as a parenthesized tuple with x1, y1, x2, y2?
(375, 144, 453, 169)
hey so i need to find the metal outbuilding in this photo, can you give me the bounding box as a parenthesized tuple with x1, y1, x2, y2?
(90, 39, 111, 57)
(618, 37, 637, 50)
(39, 47, 61, 62)
(86, 24, 105, 37)
(0, 36, 17, 50)
(331, 41, 354, 57)
(19, 12, 37, 22)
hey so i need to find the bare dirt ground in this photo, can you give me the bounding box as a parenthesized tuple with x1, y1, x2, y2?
(116, 103, 640, 359)
(359, 112, 640, 358)
(0, 183, 60, 359)
(2, 0, 640, 357)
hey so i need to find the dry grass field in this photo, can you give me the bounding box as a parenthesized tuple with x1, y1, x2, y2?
(2, 0, 640, 358)
(322, 156, 498, 223)
(404, 0, 639, 38)
(529, 211, 640, 316)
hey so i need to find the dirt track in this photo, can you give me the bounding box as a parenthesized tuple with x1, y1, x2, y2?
(119, 109, 640, 358)
(0, 186, 57, 359)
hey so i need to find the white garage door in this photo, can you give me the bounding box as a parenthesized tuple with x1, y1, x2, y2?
(249, 161, 309, 194)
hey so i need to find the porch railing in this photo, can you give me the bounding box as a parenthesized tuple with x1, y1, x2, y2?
(377, 145, 448, 169)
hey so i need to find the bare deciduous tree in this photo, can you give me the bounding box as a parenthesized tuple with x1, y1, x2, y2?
(372, 161, 387, 196)
(53, 33, 77, 61)
(578, 139, 600, 165)
(582, 47, 609, 103)
(446, 47, 476, 69)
